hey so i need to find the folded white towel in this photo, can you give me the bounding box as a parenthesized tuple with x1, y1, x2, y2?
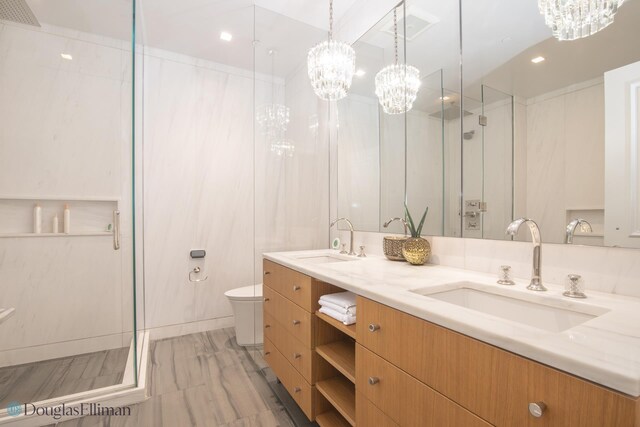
(319, 292, 356, 311)
(319, 299, 357, 316)
(319, 306, 356, 326)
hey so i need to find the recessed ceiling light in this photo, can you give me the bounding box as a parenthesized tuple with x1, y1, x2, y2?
(220, 31, 233, 42)
(531, 56, 545, 64)
(355, 69, 366, 77)
(60, 53, 73, 60)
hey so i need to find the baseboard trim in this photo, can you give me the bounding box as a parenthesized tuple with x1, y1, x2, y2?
(146, 316, 235, 340)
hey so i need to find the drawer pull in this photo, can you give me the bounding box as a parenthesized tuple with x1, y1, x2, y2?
(293, 353, 301, 359)
(264, 351, 271, 356)
(264, 297, 270, 302)
(264, 271, 271, 275)
(368, 377, 380, 385)
(368, 324, 380, 332)
(528, 402, 547, 418)
(294, 387, 302, 393)
(292, 320, 301, 326)
(293, 285, 301, 291)
(265, 324, 271, 329)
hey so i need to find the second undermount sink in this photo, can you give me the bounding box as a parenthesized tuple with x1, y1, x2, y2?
(411, 282, 609, 333)
(294, 254, 357, 264)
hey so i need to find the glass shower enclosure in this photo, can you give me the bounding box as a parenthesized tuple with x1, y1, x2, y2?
(0, 0, 138, 420)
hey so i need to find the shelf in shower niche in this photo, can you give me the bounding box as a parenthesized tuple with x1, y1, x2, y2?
(0, 196, 120, 202)
(0, 232, 112, 238)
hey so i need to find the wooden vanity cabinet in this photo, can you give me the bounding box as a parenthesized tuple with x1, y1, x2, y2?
(357, 296, 640, 427)
(262, 259, 345, 421)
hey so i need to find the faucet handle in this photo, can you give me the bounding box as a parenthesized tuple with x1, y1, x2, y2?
(497, 265, 515, 286)
(340, 243, 348, 255)
(357, 245, 367, 258)
(563, 274, 587, 299)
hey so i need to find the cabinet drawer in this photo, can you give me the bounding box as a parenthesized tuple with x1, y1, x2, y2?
(264, 259, 313, 311)
(264, 337, 315, 421)
(357, 297, 640, 426)
(356, 344, 491, 427)
(356, 393, 399, 427)
(264, 286, 312, 347)
(264, 311, 314, 383)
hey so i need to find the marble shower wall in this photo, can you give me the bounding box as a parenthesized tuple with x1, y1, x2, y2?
(0, 22, 134, 365)
(524, 79, 605, 245)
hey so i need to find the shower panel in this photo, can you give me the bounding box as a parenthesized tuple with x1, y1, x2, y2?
(0, 0, 138, 421)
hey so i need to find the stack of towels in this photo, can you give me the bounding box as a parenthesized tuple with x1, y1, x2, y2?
(318, 291, 357, 325)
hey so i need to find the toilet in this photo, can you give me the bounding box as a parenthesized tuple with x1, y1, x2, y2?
(224, 284, 263, 346)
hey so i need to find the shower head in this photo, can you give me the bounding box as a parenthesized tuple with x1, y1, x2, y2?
(0, 0, 40, 27)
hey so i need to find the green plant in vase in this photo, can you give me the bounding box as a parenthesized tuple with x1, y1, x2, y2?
(402, 203, 431, 265)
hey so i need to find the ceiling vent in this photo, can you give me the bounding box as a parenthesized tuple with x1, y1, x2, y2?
(0, 0, 40, 27)
(381, 6, 439, 41)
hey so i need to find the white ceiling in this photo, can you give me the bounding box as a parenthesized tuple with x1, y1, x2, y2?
(18, 0, 640, 102)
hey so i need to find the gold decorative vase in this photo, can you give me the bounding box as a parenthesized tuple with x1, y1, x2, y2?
(383, 236, 408, 261)
(402, 237, 431, 265)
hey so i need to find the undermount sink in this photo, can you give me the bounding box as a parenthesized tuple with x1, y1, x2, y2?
(294, 254, 356, 264)
(411, 282, 608, 333)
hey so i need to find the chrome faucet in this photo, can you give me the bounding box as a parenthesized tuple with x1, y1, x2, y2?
(383, 217, 408, 235)
(506, 218, 547, 291)
(330, 218, 356, 256)
(565, 218, 592, 244)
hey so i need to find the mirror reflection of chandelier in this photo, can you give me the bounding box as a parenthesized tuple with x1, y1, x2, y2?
(538, 0, 626, 41)
(256, 50, 294, 157)
(270, 139, 295, 157)
(375, 5, 421, 115)
(256, 103, 289, 139)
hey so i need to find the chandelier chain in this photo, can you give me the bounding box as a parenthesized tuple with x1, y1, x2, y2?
(394, 7, 398, 65)
(329, 0, 334, 39)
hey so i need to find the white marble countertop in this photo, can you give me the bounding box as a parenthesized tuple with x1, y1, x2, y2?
(264, 249, 640, 397)
(0, 308, 15, 325)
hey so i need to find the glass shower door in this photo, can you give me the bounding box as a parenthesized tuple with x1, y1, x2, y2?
(0, 0, 137, 416)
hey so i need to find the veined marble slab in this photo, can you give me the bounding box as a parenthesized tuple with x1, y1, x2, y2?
(265, 249, 640, 397)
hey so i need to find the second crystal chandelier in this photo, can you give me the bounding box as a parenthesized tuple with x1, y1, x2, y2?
(375, 6, 421, 115)
(538, 0, 626, 41)
(307, 0, 356, 101)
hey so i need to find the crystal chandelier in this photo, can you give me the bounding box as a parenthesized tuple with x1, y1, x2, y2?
(375, 7, 421, 115)
(307, 0, 356, 101)
(538, 0, 626, 41)
(270, 139, 295, 157)
(257, 50, 290, 139)
(256, 103, 290, 138)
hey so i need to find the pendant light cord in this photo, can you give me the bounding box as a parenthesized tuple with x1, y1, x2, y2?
(329, 0, 334, 40)
(394, 7, 398, 65)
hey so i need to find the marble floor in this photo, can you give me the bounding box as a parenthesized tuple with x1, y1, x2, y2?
(52, 328, 303, 427)
(0, 347, 129, 407)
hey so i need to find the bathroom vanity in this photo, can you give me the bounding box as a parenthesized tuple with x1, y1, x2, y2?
(263, 251, 640, 427)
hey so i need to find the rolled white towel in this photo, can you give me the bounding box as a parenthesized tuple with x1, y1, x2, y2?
(319, 292, 356, 311)
(319, 306, 356, 326)
(319, 299, 356, 316)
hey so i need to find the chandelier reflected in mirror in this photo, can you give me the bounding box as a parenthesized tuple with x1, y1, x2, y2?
(307, 0, 355, 101)
(538, 0, 626, 41)
(375, 6, 421, 115)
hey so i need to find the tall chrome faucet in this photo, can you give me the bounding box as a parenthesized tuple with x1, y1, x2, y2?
(506, 218, 547, 291)
(330, 218, 356, 256)
(565, 218, 593, 244)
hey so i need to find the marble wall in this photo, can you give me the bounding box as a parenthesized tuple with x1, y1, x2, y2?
(524, 79, 605, 245)
(0, 22, 134, 365)
(333, 230, 640, 299)
(142, 48, 330, 335)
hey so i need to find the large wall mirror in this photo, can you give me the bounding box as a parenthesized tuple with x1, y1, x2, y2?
(462, 0, 640, 248)
(336, 0, 461, 236)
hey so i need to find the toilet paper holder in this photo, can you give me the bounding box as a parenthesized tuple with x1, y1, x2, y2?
(189, 266, 208, 282)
